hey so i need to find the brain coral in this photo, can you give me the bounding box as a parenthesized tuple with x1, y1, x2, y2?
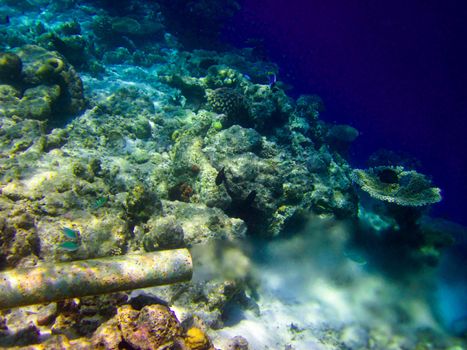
(351, 166, 442, 206)
(206, 87, 250, 126)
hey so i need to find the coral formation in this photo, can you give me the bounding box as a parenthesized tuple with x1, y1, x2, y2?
(351, 166, 442, 206)
(0, 45, 85, 121)
(94, 303, 216, 350)
(206, 87, 250, 126)
(185, 327, 213, 350)
(117, 304, 184, 349)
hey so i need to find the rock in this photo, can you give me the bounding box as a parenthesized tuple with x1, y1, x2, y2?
(143, 215, 185, 251)
(327, 124, 359, 143)
(226, 335, 250, 350)
(91, 317, 124, 350)
(36, 303, 58, 326)
(158, 200, 247, 245)
(0, 307, 40, 347)
(0, 52, 22, 82)
(204, 125, 262, 162)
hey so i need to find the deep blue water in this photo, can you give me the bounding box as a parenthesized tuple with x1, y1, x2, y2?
(224, 0, 467, 225)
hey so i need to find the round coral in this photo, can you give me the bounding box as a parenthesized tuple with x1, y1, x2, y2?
(351, 166, 442, 206)
(36, 57, 65, 79)
(206, 87, 249, 125)
(118, 304, 184, 349)
(185, 327, 211, 350)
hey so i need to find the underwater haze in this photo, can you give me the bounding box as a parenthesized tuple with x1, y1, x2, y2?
(0, 0, 466, 349)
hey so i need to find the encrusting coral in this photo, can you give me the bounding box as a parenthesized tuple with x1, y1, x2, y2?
(351, 166, 442, 206)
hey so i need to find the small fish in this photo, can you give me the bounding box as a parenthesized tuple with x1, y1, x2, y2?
(268, 72, 277, 88)
(62, 227, 79, 241)
(244, 190, 257, 206)
(59, 241, 79, 252)
(215, 167, 226, 186)
(0, 15, 9, 25)
(92, 197, 108, 209)
(243, 73, 251, 81)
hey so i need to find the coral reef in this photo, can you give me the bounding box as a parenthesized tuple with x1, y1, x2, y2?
(0, 1, 464, 349)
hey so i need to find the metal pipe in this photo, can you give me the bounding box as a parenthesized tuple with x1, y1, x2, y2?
(0, 249, 192, 310)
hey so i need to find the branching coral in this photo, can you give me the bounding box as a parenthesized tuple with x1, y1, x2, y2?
(351, 166, 442, 206)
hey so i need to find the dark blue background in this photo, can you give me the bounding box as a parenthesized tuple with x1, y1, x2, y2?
(224, 0, 467, 225)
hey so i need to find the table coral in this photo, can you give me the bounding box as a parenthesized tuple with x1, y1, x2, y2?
(351, 166, 442, 206)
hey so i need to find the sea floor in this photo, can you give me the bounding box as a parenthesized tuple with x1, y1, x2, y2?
(209, 216, 465, 349)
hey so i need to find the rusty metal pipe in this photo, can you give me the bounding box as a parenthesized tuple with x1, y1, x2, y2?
(0, 249, 192, 310)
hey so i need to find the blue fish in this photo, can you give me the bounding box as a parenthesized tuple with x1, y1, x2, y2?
(59, 241, 79, 252)
(92, 197, 108, 210)
(62, 227, 79, 241)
